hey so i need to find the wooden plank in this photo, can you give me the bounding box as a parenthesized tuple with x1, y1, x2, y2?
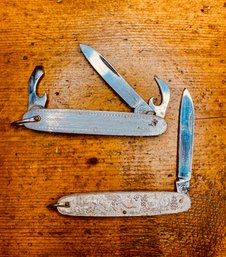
(0, 0, 225, 256)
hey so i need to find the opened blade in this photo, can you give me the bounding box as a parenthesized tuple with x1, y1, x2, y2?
(177, 89, 194, 194)
(80, 44, 152, 112)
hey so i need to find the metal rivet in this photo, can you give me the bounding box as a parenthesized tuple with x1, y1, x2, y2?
(65, 202, 70, 207)
(34, 115, 41, 122)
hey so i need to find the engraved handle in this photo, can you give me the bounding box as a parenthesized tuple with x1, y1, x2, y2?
(55, 191, 191, 217)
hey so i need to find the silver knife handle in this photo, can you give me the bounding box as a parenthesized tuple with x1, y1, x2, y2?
(55, 191, 190, 217)
(22, 109, 167, 136)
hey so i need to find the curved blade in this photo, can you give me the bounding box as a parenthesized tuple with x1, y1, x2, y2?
(80, 44, 152, 113)
(176, 89, 194, 194)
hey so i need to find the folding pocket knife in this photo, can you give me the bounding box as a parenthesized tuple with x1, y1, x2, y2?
(12, 45, 170, 136)
(48, 89, 194, 217)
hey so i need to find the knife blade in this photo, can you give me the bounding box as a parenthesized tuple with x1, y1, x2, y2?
(80, 44, 150, 111)
(80, 44, 170, 117)
(176, 89, 194, 194)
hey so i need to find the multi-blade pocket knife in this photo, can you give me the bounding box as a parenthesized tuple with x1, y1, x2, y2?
(12, 45, 170, 136)
(48, 89, 194, 217)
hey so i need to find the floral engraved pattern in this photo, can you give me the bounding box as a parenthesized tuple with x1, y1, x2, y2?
(58, 192, 191, 217)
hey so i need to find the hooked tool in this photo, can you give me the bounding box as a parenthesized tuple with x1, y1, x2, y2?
(48, 89, 194, 217)
(12, 45, 170, 136)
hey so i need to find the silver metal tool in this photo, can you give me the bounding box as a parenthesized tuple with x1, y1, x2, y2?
(48, 89, 194, 217)
(12, 45, 170, 136)
(80, 44, 170, 118)
(176, 89, 194, 194)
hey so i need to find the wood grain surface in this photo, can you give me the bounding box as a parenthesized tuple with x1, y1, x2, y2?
(0, 0, 225, 256)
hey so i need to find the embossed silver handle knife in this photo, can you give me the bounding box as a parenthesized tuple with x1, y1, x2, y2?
(48, 192, 190, 217)
(48, 89, 194, 217)
(12, 45, 170, 136)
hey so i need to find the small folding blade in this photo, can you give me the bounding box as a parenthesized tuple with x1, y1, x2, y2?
(80, 44, 153, 113)
(49, 192, 191, 217)
(176, 89, 194, 194)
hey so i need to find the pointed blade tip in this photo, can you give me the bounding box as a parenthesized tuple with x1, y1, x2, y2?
(182, 88, 194, 109)
(154, 75, 160, 82)
(183, 88, 191, 99)
(79, 43, 86, 50)
(80, 44, 92, 52)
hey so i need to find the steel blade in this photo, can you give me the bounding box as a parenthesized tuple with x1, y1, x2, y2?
(176, 89, 194, 194)
(80, 44, 152, 112)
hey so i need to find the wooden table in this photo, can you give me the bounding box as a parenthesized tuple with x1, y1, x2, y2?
(1, 0, 225, 256)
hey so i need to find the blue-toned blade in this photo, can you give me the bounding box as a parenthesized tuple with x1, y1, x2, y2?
(176, 89, 194, 194)
(80, 44, 152, 113)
